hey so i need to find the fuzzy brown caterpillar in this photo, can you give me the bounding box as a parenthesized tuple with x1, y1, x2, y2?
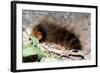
(32, 19, 81, 51)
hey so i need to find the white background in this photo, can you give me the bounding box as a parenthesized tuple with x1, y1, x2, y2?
(0, 0, 99, 73)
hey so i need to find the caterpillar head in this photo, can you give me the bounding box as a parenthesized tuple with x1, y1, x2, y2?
(32, 24, 47, 43)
